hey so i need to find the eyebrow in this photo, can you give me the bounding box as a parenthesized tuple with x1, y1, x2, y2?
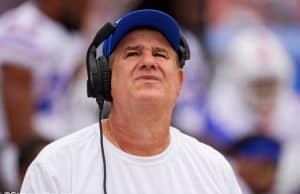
(124, 45, 143, 51)
(153, 47, 168, 54)
(124, 45, 168, 53)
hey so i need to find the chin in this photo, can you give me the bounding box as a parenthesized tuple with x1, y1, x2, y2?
(134, 92, 163, 104)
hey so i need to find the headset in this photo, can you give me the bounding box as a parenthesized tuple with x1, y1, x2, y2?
(85, 21, 190, 194)
(86, 22, 190, 103)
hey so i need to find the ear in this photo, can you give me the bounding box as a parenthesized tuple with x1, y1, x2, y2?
(176, 68, 184, 97)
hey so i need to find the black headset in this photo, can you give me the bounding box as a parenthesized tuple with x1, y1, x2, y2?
(86, 22, 190, 102)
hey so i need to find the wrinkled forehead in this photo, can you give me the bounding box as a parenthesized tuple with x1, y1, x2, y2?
(113, 28, 175, 51)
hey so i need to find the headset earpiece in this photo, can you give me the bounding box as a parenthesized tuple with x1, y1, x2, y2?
(86, 45, 99, 98)
(86, 50, 112, 101)
(178, 35, 190, 68)
(97, 56, 112, 101)
(86, 23, 115, 101)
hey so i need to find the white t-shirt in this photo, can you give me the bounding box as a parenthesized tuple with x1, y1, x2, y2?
(21, 123, 242, 194)
(0, 1, 85, 143)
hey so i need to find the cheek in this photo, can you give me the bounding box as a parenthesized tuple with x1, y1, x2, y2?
(170, 69, 183, 94)
(111, 67, 131, 95)
(111, 70, 122, 93)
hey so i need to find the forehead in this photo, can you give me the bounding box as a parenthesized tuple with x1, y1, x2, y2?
(115, 29, 175, 50)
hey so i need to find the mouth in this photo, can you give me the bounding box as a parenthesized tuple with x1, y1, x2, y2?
(135, 75, 161, 82)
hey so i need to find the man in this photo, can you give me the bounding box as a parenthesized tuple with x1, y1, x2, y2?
(21, 9, 241, 194)
(0, 0, 90, 189)
(226, 135, 282, 194)
(203, 28, 300, 150)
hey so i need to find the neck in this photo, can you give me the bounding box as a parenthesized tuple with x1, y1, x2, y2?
(102, 104, 172, 156)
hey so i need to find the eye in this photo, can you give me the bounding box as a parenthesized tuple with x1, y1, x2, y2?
(154, 52, 167, 59)
(126, 51, 139, 58)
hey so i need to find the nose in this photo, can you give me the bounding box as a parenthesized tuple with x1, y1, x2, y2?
(138, 52, 158, 70)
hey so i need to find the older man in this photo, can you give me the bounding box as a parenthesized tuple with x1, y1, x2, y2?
(21, 9, 241, 194)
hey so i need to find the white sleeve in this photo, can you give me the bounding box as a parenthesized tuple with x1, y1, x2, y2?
(0, 30, 44, 70)
(20, 161, 62, 194)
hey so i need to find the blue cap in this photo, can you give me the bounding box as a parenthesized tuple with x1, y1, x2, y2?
(102, 9, 181, 57)
(231, 136, 281, 162)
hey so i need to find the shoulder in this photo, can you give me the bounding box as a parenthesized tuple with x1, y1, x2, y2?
(21, 123, 100, 192)
(0, 2, 62, 67)
(0, 2, 42, 38)
(172, 127, 220, 154)
(171, 127, 242, 193)
(171, 127, 231, 165)
(0, 2, 68, 48)
(33, 123, 100, 164)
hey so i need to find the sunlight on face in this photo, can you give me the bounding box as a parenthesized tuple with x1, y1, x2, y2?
(109, 29, 183, 107)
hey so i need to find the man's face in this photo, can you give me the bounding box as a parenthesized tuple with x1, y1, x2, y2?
(244, 78, 279, 114)
(236, 156, 277, 193)
(110, 29, 183, 107)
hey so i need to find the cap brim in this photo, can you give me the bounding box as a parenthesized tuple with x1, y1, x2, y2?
(103, 9, 180, 57)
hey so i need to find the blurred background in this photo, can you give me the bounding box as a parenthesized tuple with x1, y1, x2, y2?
(0, 0, 300, 193)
